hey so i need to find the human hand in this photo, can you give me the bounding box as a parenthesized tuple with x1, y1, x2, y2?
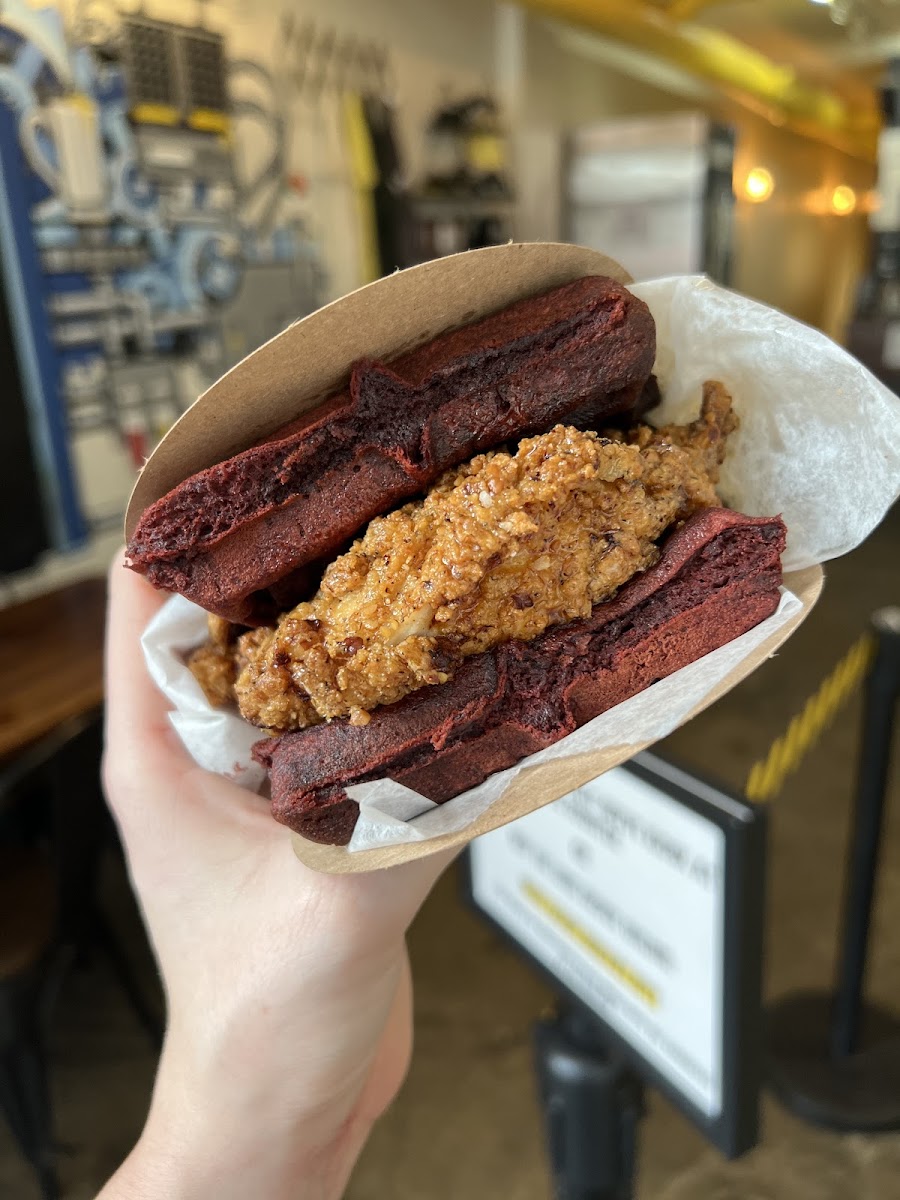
(99, 559, 454, 1200)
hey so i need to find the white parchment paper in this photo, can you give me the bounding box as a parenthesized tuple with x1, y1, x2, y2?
(631, 277, 900, 569)
(141, 276, 900, 850)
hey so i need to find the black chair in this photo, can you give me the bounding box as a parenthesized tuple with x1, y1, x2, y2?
(0, 846, 59, 1200)
(0, 710, 164, 1198)
(41, 711, 164, 1047)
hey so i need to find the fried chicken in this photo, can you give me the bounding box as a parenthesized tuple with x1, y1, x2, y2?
(187, 615, 241, 707)
(607, 379, 737, 469)
(209, 382, 736, 731)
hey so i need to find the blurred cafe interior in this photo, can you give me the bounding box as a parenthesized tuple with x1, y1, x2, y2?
(0, 0, 899, 1197)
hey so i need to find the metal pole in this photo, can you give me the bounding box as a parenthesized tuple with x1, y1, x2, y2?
(534, 1005, 643, 1200)
(830, 607, 900, 1060)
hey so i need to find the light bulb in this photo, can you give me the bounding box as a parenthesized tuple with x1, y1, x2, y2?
(830, 185, 857, 215)
(744, 167, 774, 203)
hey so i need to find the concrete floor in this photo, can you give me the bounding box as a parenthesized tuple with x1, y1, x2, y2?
(2, 503, 899, 1199)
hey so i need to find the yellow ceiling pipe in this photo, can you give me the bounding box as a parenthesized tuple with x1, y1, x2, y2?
(666, 0, 728, 20)
(518, 0, 879, 160)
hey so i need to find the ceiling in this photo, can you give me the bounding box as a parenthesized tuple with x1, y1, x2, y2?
(524, 0, 898, 158)
(647, 0, 899, 71)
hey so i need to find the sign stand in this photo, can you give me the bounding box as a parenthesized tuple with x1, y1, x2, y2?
(534, 1003, 643, 1200)
(767, 608, 900, 1132)
(464, 751, 766, 1197)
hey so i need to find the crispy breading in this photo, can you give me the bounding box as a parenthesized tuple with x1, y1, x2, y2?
(608, 379, 737, 478)
(187, 619, 235, 708)
(221, 383, 736, 731)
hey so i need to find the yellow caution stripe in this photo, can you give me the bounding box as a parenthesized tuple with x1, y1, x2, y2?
(131, 103, 179, 127)
(188, 108, 231, 136)
(746, 632, 875, 803)
(522, 880, 658, 1008)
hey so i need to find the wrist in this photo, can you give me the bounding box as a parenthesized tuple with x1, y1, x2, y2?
(105, 1108, 365, 1200)
(121, 1118, 358, 1200)
(100, 1042, 370, 1200)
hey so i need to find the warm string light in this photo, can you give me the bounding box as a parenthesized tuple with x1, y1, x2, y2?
(830, 184, 857, 215)
(800, 184, 863, 215)
(742, 169, 865, 216)
(743, 167, 774, 203)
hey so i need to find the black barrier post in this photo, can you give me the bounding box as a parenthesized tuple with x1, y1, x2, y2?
(831, 608, 900, 1059)
(534, 1004, 643, 1200)
(767, 607, 900, 1132)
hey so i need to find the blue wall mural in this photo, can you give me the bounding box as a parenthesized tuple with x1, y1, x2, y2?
(0, 1, 323, 549)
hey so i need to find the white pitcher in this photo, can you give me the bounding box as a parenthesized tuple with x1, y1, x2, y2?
(20, 93, 108, 223)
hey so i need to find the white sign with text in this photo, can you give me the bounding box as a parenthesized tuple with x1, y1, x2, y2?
(469, 767, 726, 1116)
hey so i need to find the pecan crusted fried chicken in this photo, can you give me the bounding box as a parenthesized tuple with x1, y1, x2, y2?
(190, 382, 737, 731)
(187, 614, 240, 707)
